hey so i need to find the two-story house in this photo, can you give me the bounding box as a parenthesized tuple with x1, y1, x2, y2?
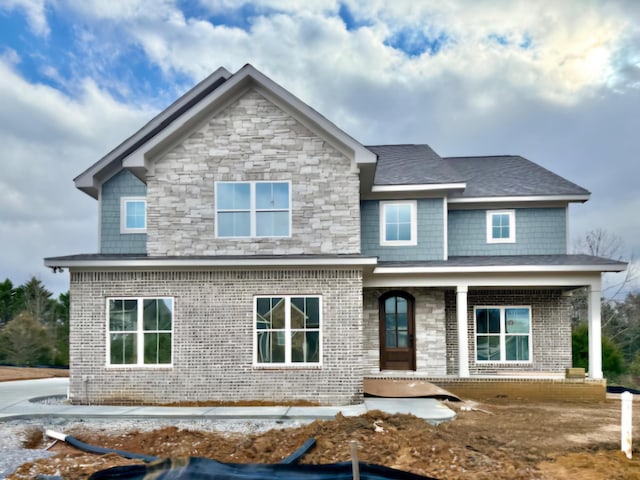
(45, 64, 626, 405)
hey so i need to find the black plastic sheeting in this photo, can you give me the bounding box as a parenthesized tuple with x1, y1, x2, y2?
(88, 457, 440, 480)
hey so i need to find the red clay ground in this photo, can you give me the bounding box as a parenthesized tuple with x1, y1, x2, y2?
(8, 397, 640, 479)
(0, 366, 69, 382)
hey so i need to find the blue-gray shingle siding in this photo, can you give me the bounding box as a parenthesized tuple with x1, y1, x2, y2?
(361, 198, 445, 261)
(100, 170, 147, 254)
(447, 208, 567, 256)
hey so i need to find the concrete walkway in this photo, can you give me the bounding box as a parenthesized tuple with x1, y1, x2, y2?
(0, 378, 455, 423)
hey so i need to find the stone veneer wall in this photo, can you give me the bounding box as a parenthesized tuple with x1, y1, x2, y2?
(69, 269, 364, 405)
(362, 288, 447, 375)
(445, 289, 572, 375)
(146, 89, 361, 256)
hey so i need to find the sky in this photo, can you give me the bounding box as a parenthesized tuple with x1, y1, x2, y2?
(0, 0, 639, 298)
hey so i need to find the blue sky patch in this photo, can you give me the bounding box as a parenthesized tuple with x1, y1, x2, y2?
(384, 29, 448, 57)
(488, 33, 510, 46)
(179, 1, 274, 31)
(338, 3, 371, 31)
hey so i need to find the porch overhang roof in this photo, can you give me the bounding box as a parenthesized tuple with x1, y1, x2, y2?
(373, 255, 627, 275)
(44, 254, 378, 270)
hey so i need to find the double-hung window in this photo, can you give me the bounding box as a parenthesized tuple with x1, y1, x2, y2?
(216, 181, 290, 237)
(108, 298, 173, 366)
(486, 210, 515, 243)
(254, 295, 321, 366)
(120, 197, 146, 233)
(475, 306, 531, 362)
(380, 201, 417, 246)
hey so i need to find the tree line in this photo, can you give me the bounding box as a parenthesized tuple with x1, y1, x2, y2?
(571, 229, 639, 385)
(0, 277, 69, 366)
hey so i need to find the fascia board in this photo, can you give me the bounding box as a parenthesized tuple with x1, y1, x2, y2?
(44, 257, 379, 269)
(74, 67, 233, 198)
(448, 195, 591, 204)
(373, 263, 627, 274)
(372, 183, 467, 193)
(364, 271, 604, 289)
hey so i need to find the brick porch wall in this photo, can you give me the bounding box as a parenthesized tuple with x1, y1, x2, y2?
(69, 269, 364, 406)
(445, 289, 572, 375)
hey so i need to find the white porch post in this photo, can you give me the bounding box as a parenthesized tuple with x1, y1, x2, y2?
(588, 281, 603, 380)
(456, 284, 470, 377)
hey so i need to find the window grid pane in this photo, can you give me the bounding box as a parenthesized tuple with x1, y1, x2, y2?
(108, 298, 172, 366)
(217, 182, 290, 238)
(126, 201, 146, 229)
(256, 296, 320, 365)
(475, 306, 531, 362)
(384, 204, 413, 242)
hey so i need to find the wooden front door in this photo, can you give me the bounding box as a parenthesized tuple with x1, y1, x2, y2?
(379, 291, 416, 371)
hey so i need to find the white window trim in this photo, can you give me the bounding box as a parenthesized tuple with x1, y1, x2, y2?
(474, 305, 532, 364)
(215, 181, 292, 238)
(379, 200, 418, 246)
(486, 209, 515, 244)
(120, 197, 147, 234)
(253, 295, 323, 368)
(106, 297, 174, 368)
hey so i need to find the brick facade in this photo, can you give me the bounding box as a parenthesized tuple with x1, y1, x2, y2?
(445, 289, 572, 375)
(69, 269, 365, 405)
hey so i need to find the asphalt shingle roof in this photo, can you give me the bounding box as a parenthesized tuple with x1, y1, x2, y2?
(444, 155, 590, 198)
(367, 145, 466, 185)
(366, 144, 590, 198)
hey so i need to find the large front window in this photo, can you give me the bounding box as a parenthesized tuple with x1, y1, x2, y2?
(216, 181, 291, 237)
(254, 296, 321, 366)
(475, 306, 531, 362)
(108, 298, 173, 366)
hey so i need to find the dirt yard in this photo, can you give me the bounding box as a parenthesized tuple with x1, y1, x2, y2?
(0, 366, 69, 382)
(8, 397, 640, 479)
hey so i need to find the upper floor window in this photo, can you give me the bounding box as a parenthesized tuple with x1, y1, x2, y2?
(254, 295, 321, 366)
(486, 210, 515, 243)
(380, 201, 417, 246)
(215, 181, 291, 238)
(475, 306, 531, 363)
(121, 197, 146, 233)
(107, 297, 173, 366)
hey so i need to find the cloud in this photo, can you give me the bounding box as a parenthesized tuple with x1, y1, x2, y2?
(1, 0, 639, 295)
(0, 0, 50, 36)
(0, 58, 155, 294)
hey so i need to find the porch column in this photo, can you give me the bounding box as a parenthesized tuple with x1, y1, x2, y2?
(588, 281, 603, 380)
(456, 284, 470, 377)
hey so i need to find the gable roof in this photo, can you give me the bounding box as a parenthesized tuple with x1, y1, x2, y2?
(75, 64, 376, 199)
(444, 155, 590, 201)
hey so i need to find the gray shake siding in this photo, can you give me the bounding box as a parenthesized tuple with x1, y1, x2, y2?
(360, 198, 445, 261)
(448, 207, 567, 256)
(146, 90, 360, 257)
(445, 289, 572, 375)
(69, 269, 364, 405)
(100, 170, 147, 254)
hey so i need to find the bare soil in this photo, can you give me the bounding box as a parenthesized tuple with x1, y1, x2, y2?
(8, 397, 640, 479)
(0, 366, 69, 382)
